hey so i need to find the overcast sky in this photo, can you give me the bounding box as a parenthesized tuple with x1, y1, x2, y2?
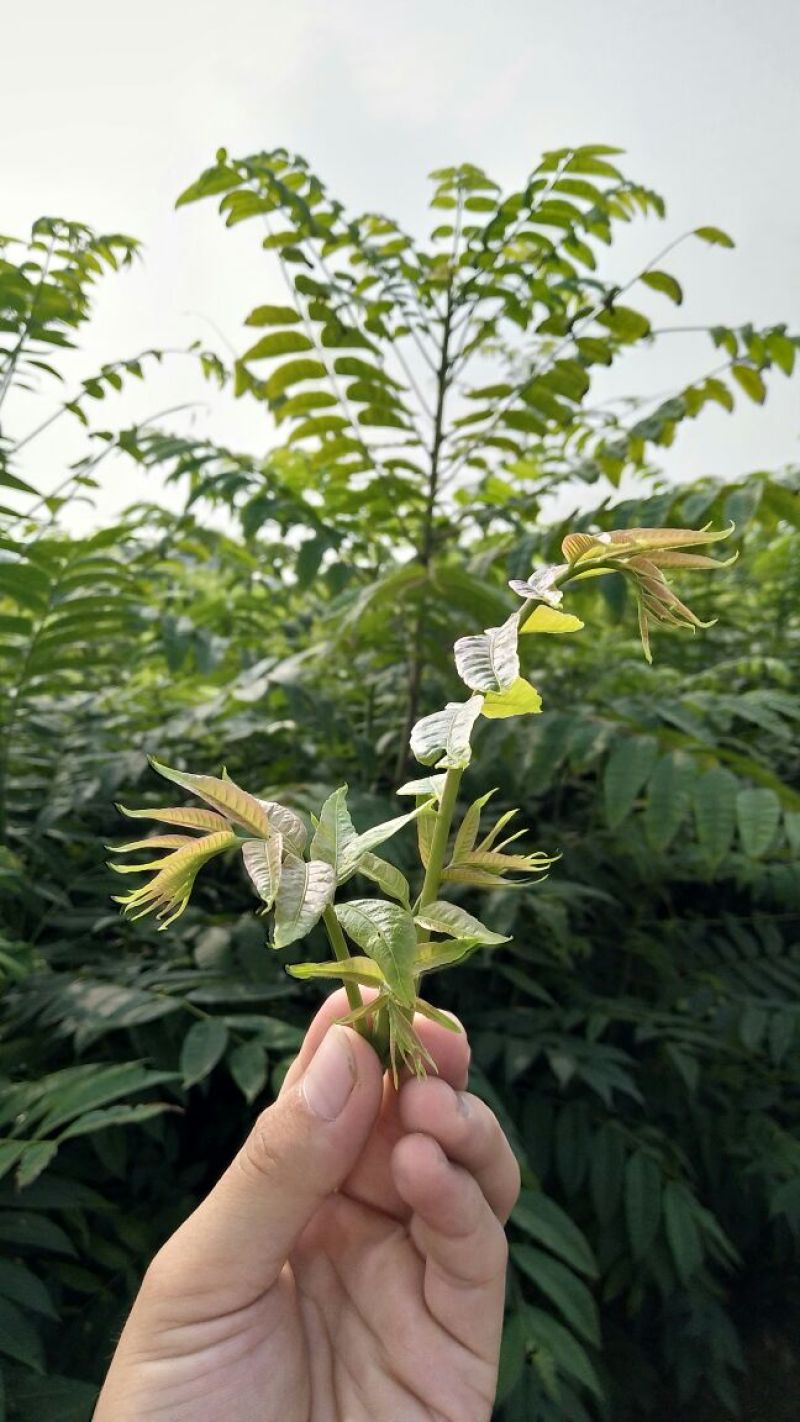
(3, 0, 799, 531)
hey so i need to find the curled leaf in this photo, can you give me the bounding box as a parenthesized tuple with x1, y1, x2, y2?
(410, 696, 484, 770)
(111, 830, 238, 928)
(454, 612, 520, 694)
(508, 564, 568, 607)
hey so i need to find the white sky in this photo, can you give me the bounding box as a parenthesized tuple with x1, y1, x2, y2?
(3, 0, 799, 532)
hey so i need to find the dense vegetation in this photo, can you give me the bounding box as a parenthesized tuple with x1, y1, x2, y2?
(1, 147, 799, 1421)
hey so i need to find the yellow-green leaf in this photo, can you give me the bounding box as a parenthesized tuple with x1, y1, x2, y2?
(148, 760, 270, 837)
(520, 606, 585, 635)
(481, 677, 542, 719)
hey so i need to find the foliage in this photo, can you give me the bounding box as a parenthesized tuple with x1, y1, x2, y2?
(0, 148, 799, 1421)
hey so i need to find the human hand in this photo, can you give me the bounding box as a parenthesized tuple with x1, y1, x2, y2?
(94, 990, 520, 1422)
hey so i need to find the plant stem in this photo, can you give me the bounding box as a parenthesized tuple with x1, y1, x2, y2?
(418, 766, 463, 910)
(323, 904, 390, 1060)
(395, 282, 457, 782)
(322, 905, 363, 1016)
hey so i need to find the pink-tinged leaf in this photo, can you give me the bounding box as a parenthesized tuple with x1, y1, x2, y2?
(116, 803, 231, 834)
(272, 854, 335, 949)
(256, 799, 308, 854)
(106, 835, 195, 853)
(640, 549, 738, 570)
(242, 834, 283, 910)
(148, 759, 270, 837)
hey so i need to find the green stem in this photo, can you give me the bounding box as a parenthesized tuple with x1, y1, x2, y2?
(322, 905, 364, 1017)
(323, 904, 391, 1061)
(418, 766, 463, 910)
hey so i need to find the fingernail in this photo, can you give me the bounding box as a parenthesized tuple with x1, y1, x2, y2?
(302, 1026, 357, 1120)
(455, 1090, 472, 1119)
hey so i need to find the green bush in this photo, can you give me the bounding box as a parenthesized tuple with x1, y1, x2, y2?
(1, 152, 799, 1420)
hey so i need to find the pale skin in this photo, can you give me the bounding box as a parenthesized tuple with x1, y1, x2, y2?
(94, 989, 521, 1422)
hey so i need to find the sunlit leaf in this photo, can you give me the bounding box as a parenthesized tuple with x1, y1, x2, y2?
(520, 606, 584, 635)
(148, 759, 270, 836)
(481, 677, 542, 719)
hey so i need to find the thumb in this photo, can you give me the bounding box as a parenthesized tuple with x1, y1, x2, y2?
(149, 1024, 384, 1303)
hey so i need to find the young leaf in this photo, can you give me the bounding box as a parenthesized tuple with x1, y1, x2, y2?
(417, 802, 436, 868)
(288, 956, 387, 989)
(414, 939, 481, 972)
(309, 785, 357, 873)
(338, 802, 434, 880)
(242, 834, 284, 910)
(257, 799, 308, 854)
(410, 696, 484, 769)
(396, 774, 447, 800)
(111, 830, 239, 928)
(148, 759, 271, 837)
(272, 854, 336, 949)
(334, 900, 417, 1006)
(243, 331, 313, 361)
(452, 789, 496, 862)
(414, 899, 510, 946)
(115, 803, 231, 834)
(508, 564, 568, 607)
(481, 677, 542, 719)
(355, 852, 411, 908)
(520, 606, 584, 635)
(454, 611, 520, 693)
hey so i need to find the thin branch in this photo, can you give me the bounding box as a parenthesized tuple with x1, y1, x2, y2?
(10, 347, 195, 456)
(0, 232, 57, 412)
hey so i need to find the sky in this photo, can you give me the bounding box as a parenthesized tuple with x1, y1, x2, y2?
(3, 0, 799, 531)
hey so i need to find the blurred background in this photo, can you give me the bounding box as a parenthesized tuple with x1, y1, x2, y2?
(1, 2, 799, 1418)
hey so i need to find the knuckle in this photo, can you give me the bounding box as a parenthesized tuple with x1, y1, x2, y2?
(140, 1242, 181, 1302)
(238, 1104, 285, 1184)
(487, 1217, 510, 1275)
